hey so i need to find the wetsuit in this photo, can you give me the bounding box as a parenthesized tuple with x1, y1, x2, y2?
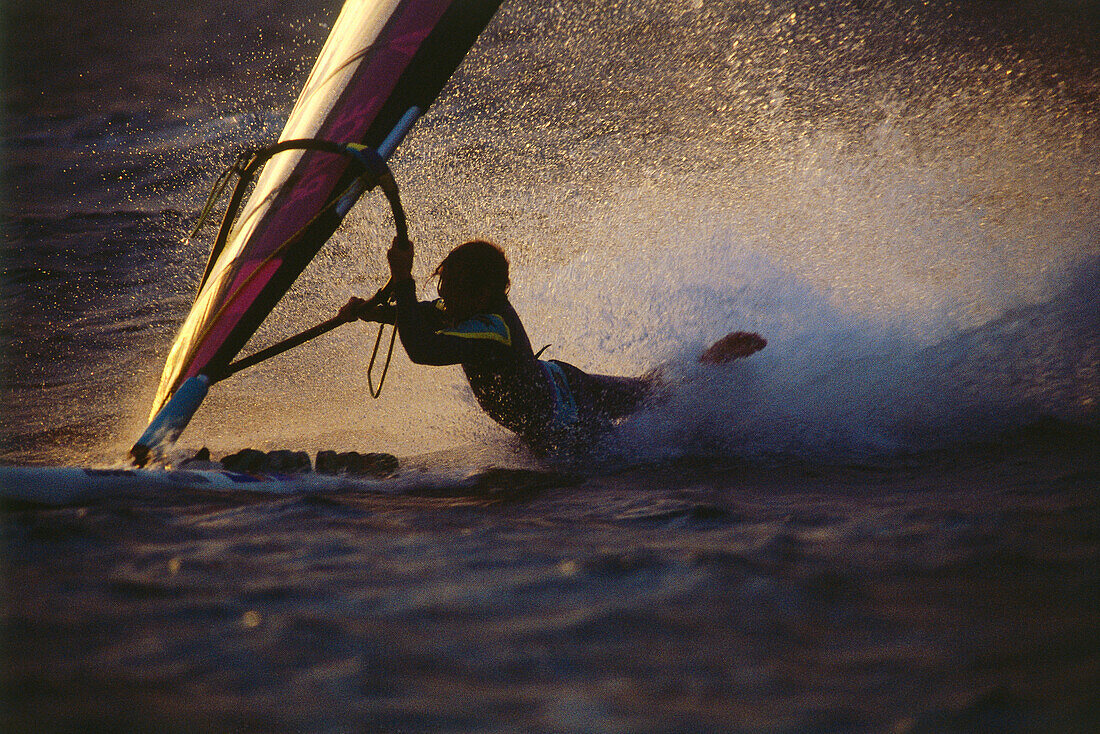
(381, 279, 649, 453)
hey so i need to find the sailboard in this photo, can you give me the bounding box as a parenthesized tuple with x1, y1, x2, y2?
(131, 0, 503, 465)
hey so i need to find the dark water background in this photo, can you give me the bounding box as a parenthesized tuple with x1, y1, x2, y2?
(3, 0, 1100, 730)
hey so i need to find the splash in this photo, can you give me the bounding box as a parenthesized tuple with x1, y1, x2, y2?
(165, 0, 1099, 464)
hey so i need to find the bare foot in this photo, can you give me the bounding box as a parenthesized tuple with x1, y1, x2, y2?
(699, 331, 767, 364)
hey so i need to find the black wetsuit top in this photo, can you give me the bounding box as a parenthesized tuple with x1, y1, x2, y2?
(385, 279, 649, 452)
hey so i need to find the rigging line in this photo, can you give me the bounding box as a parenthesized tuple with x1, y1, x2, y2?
(190, 150, 252, 238)
(366, 322, 399, 399)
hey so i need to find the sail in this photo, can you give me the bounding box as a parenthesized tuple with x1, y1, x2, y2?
(148, 0, 501, 420)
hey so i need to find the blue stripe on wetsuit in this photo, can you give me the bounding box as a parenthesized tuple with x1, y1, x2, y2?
(539, 360, 579, 432)
(443, 312, 581, 433)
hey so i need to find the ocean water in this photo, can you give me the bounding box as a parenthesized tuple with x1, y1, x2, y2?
(3, 0, 1099, 730)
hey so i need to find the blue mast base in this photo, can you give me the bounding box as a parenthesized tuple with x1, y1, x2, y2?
(130, 375, 211, 466)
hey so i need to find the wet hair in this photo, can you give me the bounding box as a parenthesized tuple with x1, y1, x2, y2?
(432, 240, 510, 305)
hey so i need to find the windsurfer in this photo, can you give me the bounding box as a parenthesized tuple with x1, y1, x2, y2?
(339, 239, 766, 455)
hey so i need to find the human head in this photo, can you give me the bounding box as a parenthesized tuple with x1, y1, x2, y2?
(433, 240, 510, 319)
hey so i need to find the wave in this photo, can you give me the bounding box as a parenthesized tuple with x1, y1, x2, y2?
(609, 256, 1099, 462)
